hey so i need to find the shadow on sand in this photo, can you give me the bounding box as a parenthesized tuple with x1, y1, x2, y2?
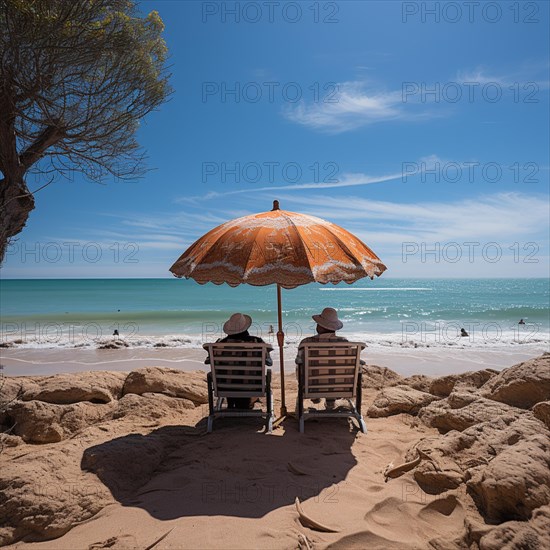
(81, 416, 359, 520)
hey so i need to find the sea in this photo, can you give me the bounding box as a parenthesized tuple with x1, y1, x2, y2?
(1, 278, 548, 354)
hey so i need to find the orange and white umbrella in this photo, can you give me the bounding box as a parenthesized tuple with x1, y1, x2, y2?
(170, 201, 386, 414)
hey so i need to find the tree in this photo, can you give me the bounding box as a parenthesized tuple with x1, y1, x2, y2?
(0, 0, 171, 262)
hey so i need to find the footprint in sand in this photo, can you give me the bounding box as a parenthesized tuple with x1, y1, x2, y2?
(326, 530, 416, 550)
(88, 534, 137, 549)
(371, 442, 403, 457)
(363, 495, 465, 546)
(418, 495, 462, 519)
(365, 484, 385, 493)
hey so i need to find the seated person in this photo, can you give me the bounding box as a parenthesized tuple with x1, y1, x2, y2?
(205, 313, 272, 409)
(296, 307, 364, 410)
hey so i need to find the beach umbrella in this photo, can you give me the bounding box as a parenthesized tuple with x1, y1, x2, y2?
(169, 200, 386, 416)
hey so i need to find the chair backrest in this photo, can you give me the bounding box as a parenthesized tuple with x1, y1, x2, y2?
(203, 342, 270, 398)
(301, 341, 366, 399)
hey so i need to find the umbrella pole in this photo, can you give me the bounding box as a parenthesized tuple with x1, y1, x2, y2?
(276, 284, 287, 417)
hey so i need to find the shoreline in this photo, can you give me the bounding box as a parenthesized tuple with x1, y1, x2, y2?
(1, 345, 546, 377)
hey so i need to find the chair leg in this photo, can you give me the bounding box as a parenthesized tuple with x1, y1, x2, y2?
(267, 408, 274, 433)
(207, 372, 214, 414)
(356, 371, 367, 433)
(356, 370, 363, 416)
(298, 364, 305, 433)
(357, 415, 367, 434)
(207, 372, 215, 433)
(266, 369, 273, 433)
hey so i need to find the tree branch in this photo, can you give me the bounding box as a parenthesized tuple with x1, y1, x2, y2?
(18, 122, 65, 170)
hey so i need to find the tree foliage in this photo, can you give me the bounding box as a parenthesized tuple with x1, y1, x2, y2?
(0, 0, 172, 262)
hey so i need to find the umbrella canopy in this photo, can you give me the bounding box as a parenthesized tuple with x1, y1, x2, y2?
(170, 201, 386, 288)
(170, 201, 387, 416)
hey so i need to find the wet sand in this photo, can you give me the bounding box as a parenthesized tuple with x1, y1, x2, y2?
(1, 346, 545, 377)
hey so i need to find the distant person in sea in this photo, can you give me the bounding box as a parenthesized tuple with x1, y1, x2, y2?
(519, 319, 526, 325)
(295, 307, 362, 410)
(113, 329, 120, 338)
(204, 313, 273, 410)
(460, 328, 469, 337)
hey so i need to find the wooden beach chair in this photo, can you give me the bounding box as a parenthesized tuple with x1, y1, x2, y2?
(203, 342, 274, 433)
(297, 341, 366, 433)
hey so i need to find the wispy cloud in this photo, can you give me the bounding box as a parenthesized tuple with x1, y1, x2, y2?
(131, 191, 549, 257)
(176, 170, 403, 202)
(175, 155, 445, 202)
(455, 69, 508, 86)
(39, 211, 235, 259)
(456, 63, 550, 89)
(5, 192, 547, 278)
(283, 80, 437, 133)
(276, 192, 550, 245)
(285, 64, 550, 133)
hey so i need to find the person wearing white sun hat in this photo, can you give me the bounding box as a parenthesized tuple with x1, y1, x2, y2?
(295, 307, 360, 410)
(205, 313, 273, 409)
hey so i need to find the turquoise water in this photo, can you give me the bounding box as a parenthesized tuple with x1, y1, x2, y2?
(0, 278, 548, 349)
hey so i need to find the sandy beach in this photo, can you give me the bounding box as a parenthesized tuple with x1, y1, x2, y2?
(1, 354, 549, 549)
(1, 346, 546, 378)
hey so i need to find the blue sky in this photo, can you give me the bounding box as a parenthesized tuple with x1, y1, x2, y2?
(2, 0, 549, 278)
